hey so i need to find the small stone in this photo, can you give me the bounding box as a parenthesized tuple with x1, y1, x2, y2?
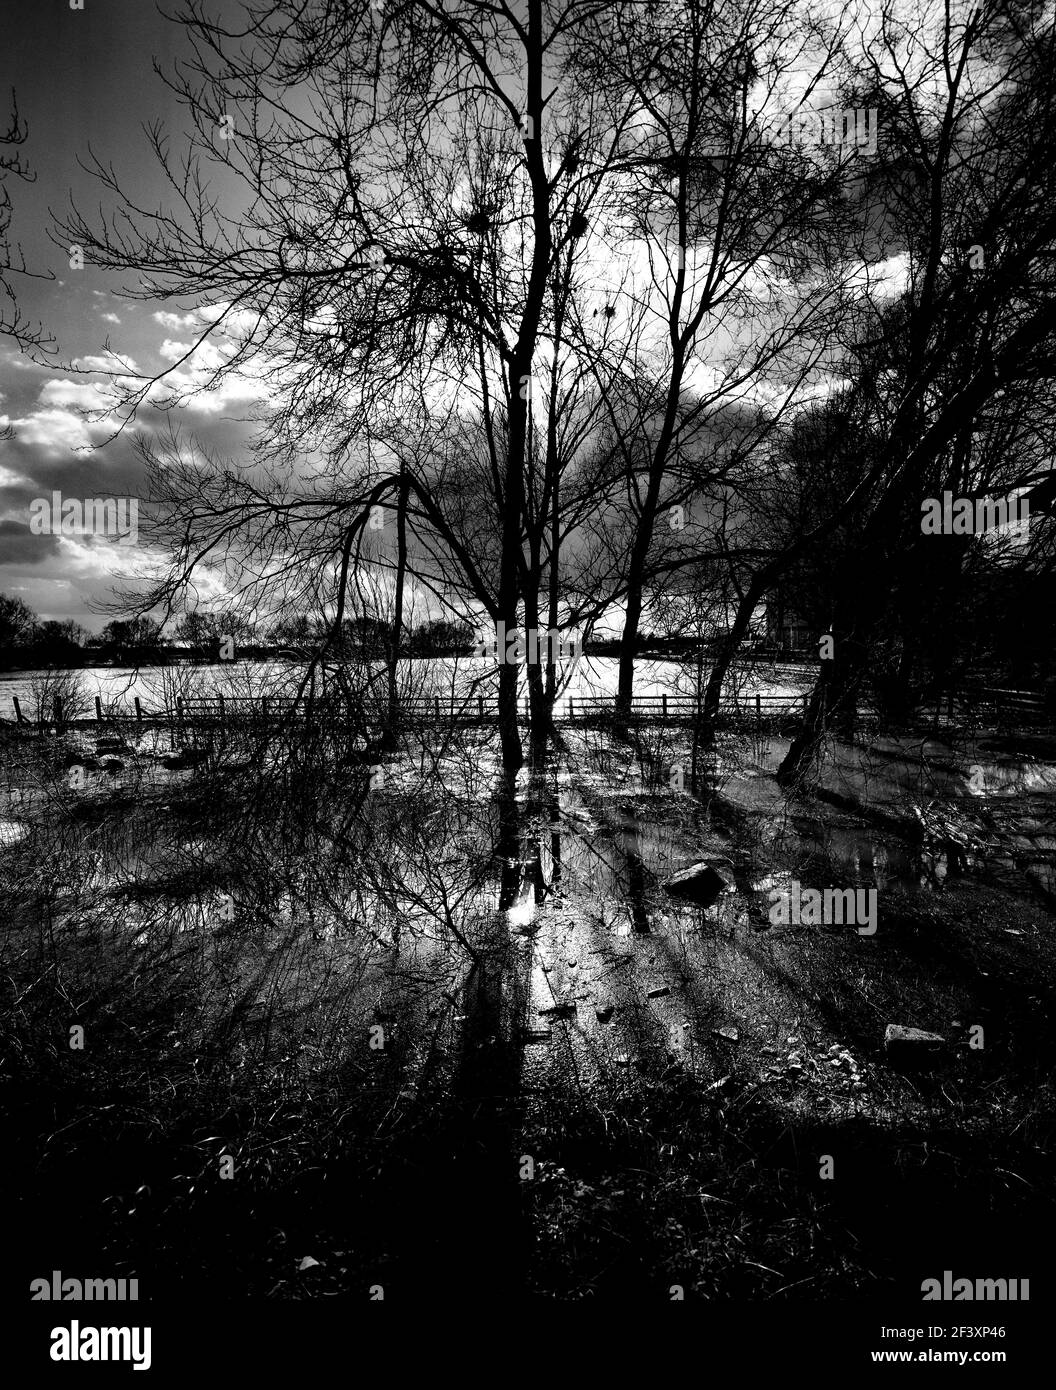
(884, 1023, 946, 1064)
(715, 1025, 739, 1042)
(647, 986, 671, 999)
(538, 1002, 576, 1019)
(662, 859, 737, 906)
(595, 1006, 615, 1024)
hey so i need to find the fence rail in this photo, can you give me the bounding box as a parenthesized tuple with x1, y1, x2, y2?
(6, 685, 1049, 731)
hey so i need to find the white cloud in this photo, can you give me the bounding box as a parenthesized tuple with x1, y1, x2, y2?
(151, 302, 250, 336)
(39, 378, 120, 412)
(148, 370, 270, 416)
(0, 462, 32, 488)
(846, 253, 910, 298)
(0, 372, 133, 453)
(147, 332, 270, 415)
(101, 312, 121, 325)
(158, 338, 195, 362)
(71, 353, 140, 375)
(2, 407, 108, 454)
(2, 351, 47, 373)
(152, 309, 203, 332)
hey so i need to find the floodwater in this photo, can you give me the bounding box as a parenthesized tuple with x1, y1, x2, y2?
(5, 713, 1056, 1129)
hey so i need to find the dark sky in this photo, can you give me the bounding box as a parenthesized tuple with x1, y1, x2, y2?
(0, 1, 257, 627)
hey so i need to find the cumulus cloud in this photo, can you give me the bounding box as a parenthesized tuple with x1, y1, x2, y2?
(101, 312, 121, 324)
(1, 371, 127, 454)
(39, 378, 121, 412)
(157, 338, 195, 362)
(2, 407, 106, 453)
(147, 333, 270, 416)
(152, 309, 203, 332)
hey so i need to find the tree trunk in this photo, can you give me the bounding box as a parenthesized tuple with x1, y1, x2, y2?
(522, 572, 550, 772)
(383, 465, 408, 749)
(494, 0, 549, 789)
(699, 571, 771, 745)
(615, 559, 646, 719)
(776, 599, 871, 787)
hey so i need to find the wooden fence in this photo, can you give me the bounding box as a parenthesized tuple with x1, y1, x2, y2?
(6, 685, 1049, 732)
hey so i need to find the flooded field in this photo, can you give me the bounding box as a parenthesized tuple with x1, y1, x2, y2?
(4, 712, 1055, 1302)
(0, 653, 815, 717)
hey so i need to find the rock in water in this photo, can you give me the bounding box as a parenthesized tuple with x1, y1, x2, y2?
(161, 748, 208, 771)
(884, 1023, 946, 1065)
(538, 1002, 577, 1019)
(662, 859, 737, 906)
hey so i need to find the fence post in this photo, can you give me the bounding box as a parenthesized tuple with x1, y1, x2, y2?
(262, 695, 270, 724)
(568, 696, 574, 721)
(95, 695, 103, 722)
(134, 696, 142, 722)
(478, 694, 484, 720)
(12, 695, 23, 723)
(662, 693, 668, 722)
(54, 696, 64, 730)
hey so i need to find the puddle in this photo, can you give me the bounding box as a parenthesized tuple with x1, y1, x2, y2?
(0, 820, 28, 847)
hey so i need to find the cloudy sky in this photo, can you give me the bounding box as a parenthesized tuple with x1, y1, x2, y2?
(0, 1, 259, 628)
(0, 2, 913, 634)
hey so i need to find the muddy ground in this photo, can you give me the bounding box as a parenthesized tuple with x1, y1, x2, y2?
(2, 719, 1054, 1303)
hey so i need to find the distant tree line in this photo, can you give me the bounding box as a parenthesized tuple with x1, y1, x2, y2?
(0, 595, 476, 669)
